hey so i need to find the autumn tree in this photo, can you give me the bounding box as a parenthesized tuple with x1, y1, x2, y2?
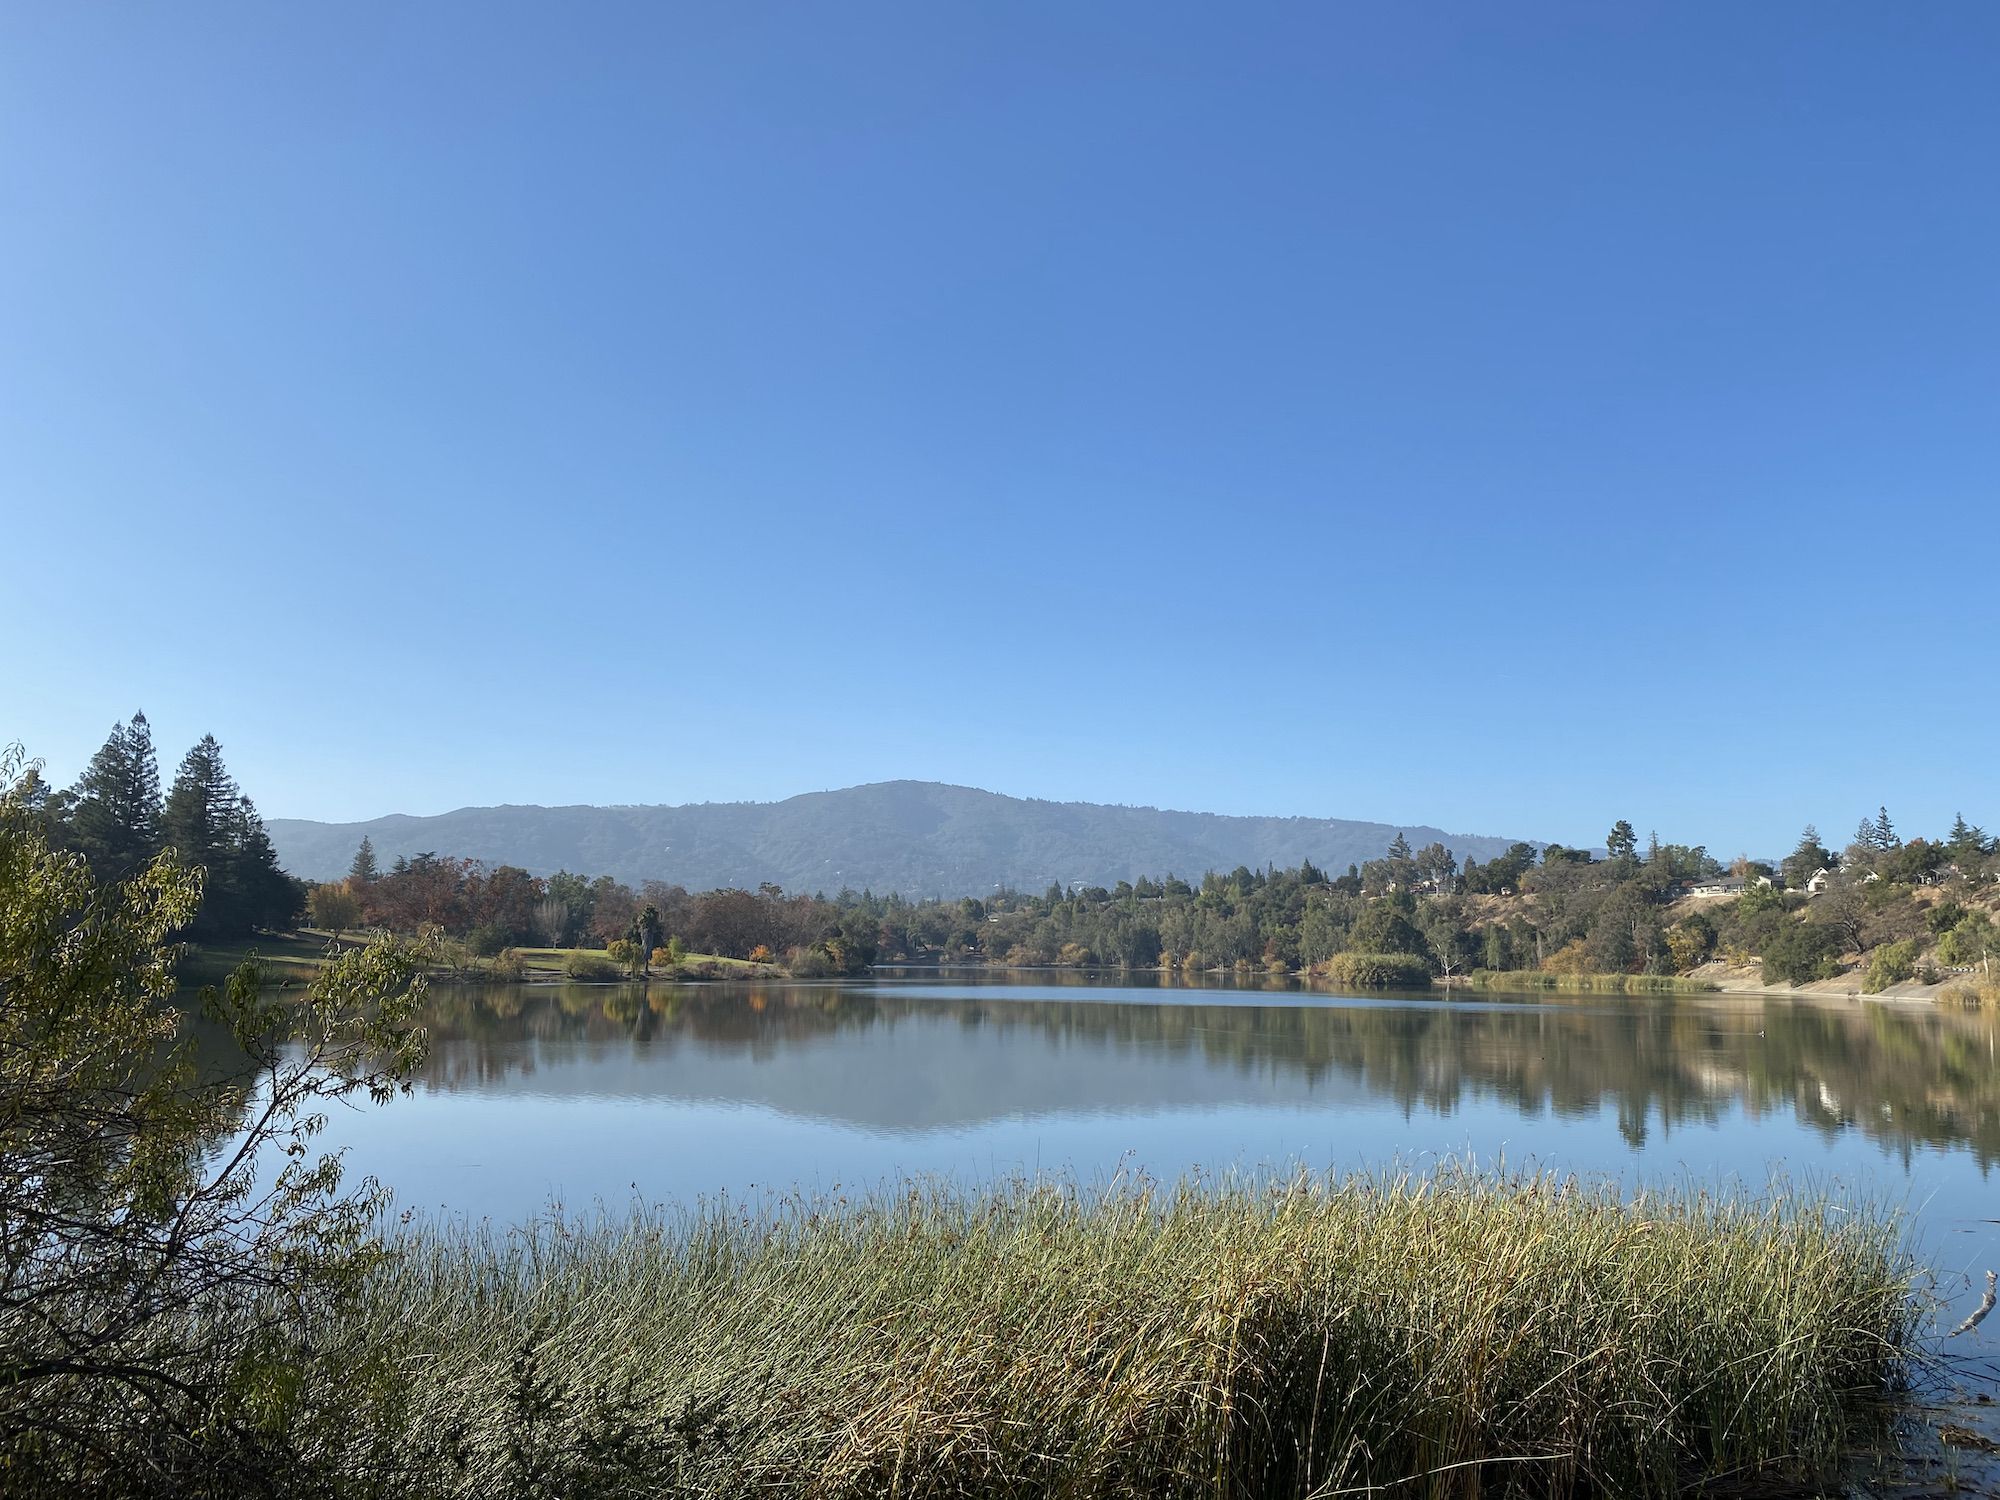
(308, 881, 362, 933)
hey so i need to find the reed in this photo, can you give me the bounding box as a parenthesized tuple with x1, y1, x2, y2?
(339, 1169, 1912, 1498)
(1465, 969, 1719, 994)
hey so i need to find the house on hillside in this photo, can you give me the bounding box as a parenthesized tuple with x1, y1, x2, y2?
(1805, 867, 1834, 896)
(1689, 875, 1747, 898)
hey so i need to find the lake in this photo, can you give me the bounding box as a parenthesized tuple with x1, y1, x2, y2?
(318, 970, 2000, 1336)
(298, 968, 2000, 1480)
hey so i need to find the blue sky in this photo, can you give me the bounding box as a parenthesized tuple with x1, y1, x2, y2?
(4, 2, 1995, 856)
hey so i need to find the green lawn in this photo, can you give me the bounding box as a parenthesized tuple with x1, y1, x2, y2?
(179, 933, 778, 986)
(175, 929, 368, 988)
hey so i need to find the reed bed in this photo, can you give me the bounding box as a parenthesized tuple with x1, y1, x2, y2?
(1465, 970, 1720, 994)
(342, 1170, 1912, 1499)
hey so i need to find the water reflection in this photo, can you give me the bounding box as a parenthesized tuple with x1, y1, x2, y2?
(408, 980, 2000, 1168)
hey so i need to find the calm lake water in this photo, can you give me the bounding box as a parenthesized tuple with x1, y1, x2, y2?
(313, 969, 2000, 1345)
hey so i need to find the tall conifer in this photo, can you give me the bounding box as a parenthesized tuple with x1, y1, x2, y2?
(68, 712, 162, 880)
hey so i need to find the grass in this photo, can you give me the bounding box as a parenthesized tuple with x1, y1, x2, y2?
(509, 945, 776, 978)
(1941, 973, 2000, 1009)
(338, 1169, 1913, 1498)
(1465, 969, 1720, 994)
(177, 933, 772, 987)
(174, 929, 369, 987)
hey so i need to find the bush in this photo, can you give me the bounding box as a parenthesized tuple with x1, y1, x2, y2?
(482, 948, 526, 982)
(1861, 939, 1920, 994)
(465, 923, 513, 958)
(563, 952, 622, 982)
(1665, 914, 1716, 973)
(784, 944, 839, 979)
(1938, 911, 1998, 968)
(1760, 923, 1843, 986)
(1312, 952, 1433, 989)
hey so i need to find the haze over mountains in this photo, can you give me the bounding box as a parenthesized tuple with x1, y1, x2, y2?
(267, 782, 1534, 897)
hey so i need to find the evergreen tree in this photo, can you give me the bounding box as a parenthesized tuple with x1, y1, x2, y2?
(1605, 820, 1638, 862)
(1387, 832, 1413, 861)
(162, 736, 251, 937)
(1946, 813, 1988, 863)
(350, 836, 380, 884)
(1853, 816, 1880, 853)
(230, 797, 303, 932)
(1782, 825, 1835, 889)
(1872, 806, 1898, 851)
(68, 712, 163, 881)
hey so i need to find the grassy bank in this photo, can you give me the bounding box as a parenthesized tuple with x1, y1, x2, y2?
(1465, 968, 1720, 994)
(339, 1171, 1910, 1498)
(175, 933, 772, 987)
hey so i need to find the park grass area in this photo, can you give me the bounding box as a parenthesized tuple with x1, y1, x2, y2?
(342, 1170, 1912, 1499)
(174, 929, 369, 987)
(507, 945, 775, 977)
(177, 934, 773, 986)
(1465, 969, 1720, 995)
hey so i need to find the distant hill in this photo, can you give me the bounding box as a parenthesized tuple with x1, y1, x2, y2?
(266, 782, 1537, 896)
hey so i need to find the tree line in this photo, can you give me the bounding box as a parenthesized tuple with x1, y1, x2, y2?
(311, 807, 1999, 990)
(22, 713, 300, 939)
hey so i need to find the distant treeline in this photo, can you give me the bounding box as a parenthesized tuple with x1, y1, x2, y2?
(315, 809, 2000, 991)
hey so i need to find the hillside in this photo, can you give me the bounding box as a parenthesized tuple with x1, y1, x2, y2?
(267, 782, 1535, 896)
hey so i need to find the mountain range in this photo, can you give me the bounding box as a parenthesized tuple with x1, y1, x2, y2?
(266, 782, 1535, 897)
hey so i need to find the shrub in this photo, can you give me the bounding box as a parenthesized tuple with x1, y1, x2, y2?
(1862, 939, 1920, 993)
(1313, 952, 1433, 989)
(1665, 915, 1716, 973)
(1540, 938, 1592, 976)
(466, 923, 512, 958)
(1760, 923, 1843, 986)
(1938, 911, 1998, 968)
(482, 947, 526, 982)
(785, 945, 839, 979)
(747, 944, 774, 964)
(563, 952, 622, 982)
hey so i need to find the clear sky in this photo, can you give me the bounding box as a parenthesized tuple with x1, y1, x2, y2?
(4, 2, 1995, 856)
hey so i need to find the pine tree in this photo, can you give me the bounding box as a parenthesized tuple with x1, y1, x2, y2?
(163, 736, 246, 937)
(349, 836, 380, 884)
(1387, 832, 1413, 861)
(1945, 813, 1988, 863)
(1873, 806, 1898, 851)
(230, 797, 302, 933)
(1854, 816, 1880, 853)
(68, 713, 163, 881)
